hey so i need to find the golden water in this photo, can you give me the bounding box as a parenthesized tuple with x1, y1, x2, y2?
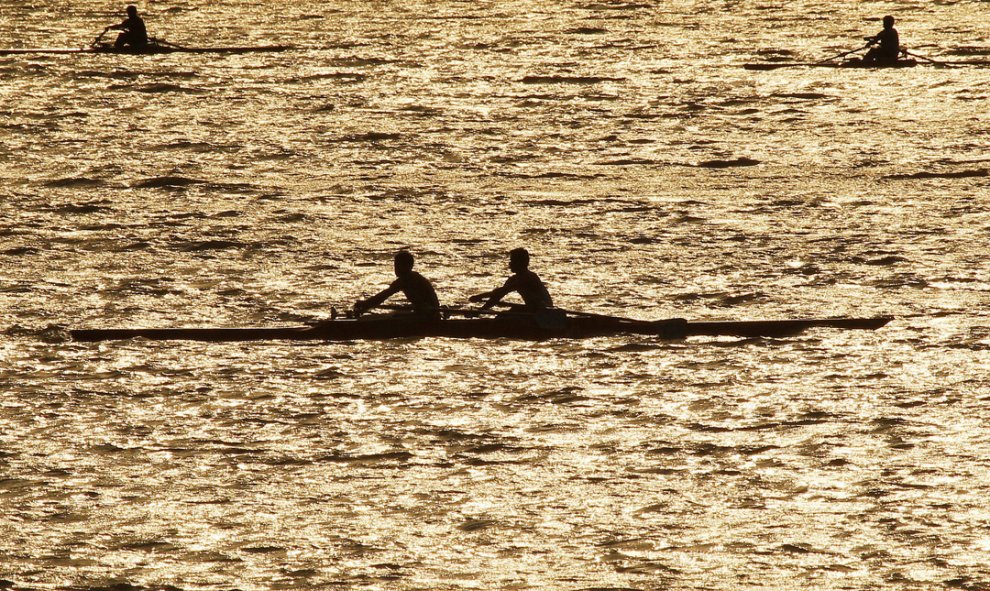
(1, 1, 989, 589)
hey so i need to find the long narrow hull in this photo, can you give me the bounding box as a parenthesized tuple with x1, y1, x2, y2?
(70, 316, 892, 343)
(0, 44, 291, 56)
(744, 59, 918, 71)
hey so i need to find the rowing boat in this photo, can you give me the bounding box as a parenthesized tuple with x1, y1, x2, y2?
(0, 41, 291, 56)
(744, 58, 919, 71)
(70, 315, 892, 343)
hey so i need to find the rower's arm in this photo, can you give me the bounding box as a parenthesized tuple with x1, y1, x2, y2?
(478, 278, 518, 310)
(468, 289, 494, 304)
(354, 283, 400, 315)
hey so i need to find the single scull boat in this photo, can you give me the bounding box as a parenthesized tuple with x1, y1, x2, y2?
(744, 58, 920, 71)
(0, 40, 291, 56)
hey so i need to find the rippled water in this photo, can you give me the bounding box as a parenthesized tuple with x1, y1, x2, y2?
(2, 1, 990, 589)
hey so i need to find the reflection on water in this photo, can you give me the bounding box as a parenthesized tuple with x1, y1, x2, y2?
(1, 1, 989, 589)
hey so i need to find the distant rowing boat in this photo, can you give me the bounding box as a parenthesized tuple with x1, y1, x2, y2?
(70, 314, 892, 343)
(744, 58, 919, 71)
(0, 40, 292, 56)
(745, 57, 990, 70)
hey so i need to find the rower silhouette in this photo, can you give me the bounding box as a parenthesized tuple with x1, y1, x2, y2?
(862, 15, 901, 65)
(353, 251, 441, 320)
(470, 248, 554, 312)
(104, 5, 148, 49)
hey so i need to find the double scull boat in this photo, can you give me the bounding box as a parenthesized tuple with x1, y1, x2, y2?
(70, 314, 892, 343)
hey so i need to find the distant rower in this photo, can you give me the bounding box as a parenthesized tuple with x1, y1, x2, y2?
(863, 15, 900, 64)
(353, 251, 441, 319)
(469, 248, 554, 312)
(105, 5, 148, 49)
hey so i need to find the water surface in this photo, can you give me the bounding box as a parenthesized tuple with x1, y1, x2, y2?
(2, 1, 989, 589)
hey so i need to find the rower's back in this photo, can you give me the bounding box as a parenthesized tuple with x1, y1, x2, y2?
(865, 15, 900, 63)
(507, 269, 553, 310)
(505, 248, 553, 310)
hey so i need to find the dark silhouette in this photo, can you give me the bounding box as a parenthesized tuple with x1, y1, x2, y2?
(862, 15, 900, 64)
(105, 5, 148, 49)
(353, 251, 441, 319)
(469, 248, 554, 311)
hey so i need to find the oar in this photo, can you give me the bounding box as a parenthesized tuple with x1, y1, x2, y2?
(376, 303, 527, 319)
(384, 301, 654, 324)
(91, 29, 108, 47)
(814, 43, 869, 65)
(487, 302, 687, 331)
(555, 307, 688, 338)
(744, 44, 869, 71)
(903, 49, 953, 68)
(552, 307, 651, 325)
(465, 299, 657, 324)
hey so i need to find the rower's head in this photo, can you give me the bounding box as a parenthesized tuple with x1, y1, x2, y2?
(393, 250, 415, 276)
(882, 15, 895, 28)
(509, 247, 530, 273)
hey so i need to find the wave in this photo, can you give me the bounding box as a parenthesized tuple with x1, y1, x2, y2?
(858, 255, 908, 266)
(695, 157, 761, 168)
(340, 132, 402, 142)
(1, 246, 40, 256)
(884, 169, 987, 180)
(51, 202, 111, 214)
(132, 176, 204, 189)
(296, 72, 367, 82)
(161, 141, 219, 152)
(206, 181, 259, 194)
(948, 46, 990, 56)
(772, 92, 834, 100)
(131, 83, 206, 94)
(567, 27, 608, 35)
(521, 75, 626, 84)
(178, 240, 244, 252)
(580, 2, 654, 10)
(43, 177, 105, 188)
(111, 241, 152, 252)
(319, 451, 412, 464)
(327, 56, 395, 67)
(3, 324, 70, 342)
(596, 158, 659, 165)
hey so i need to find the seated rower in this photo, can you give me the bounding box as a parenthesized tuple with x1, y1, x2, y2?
(105, 5, 148, 49)
(469, 248, 554, 312)
(862, 15, 901, 65)
(353, 251, 441, 320)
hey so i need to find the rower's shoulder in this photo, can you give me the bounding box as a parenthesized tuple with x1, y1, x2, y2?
(523, 269, 547, 283)
(406, 270, 438, 287)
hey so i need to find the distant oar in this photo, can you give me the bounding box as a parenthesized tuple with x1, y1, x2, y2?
(815, 43, 869, 65)
(744, 45, 868, 70)
(743, 62, 824, 71)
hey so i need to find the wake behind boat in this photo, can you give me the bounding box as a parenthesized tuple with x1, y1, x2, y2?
(70, 313, 893, 343)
